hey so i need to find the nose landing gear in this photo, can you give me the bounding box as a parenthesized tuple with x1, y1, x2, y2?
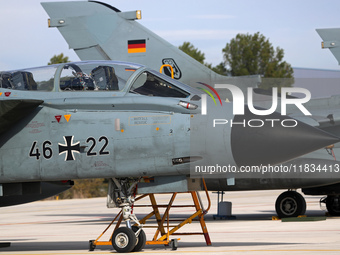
(89, 178, 145, 253)
(89, 178, 212, 253)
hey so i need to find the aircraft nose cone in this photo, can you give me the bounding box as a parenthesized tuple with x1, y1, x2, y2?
(231, 107, 340, 167)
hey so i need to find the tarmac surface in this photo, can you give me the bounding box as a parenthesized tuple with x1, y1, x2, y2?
(1, 189, 340, 254)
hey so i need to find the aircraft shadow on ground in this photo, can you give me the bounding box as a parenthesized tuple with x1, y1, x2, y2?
(40, 212, 283, 226)
(31, 210, 333, 228)
(0, 240, 303, 252)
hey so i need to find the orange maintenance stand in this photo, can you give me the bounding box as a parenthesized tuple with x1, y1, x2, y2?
(89, 179, 212, 251)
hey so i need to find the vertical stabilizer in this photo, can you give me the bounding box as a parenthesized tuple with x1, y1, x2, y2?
(42, 1, 260, 95)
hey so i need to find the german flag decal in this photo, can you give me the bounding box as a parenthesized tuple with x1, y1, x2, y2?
(128, 39, 146, 53)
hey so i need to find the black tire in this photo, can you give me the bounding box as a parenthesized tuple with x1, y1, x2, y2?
(170, 239, 178, 251)
(326, 195, 340, 216)
(88, 240, 96, 251)
(111, 227, 137, 253)
(275, 191, 306, 218)
(132, 226, 146, 252)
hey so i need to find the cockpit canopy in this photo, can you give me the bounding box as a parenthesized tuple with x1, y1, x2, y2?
(0, 61, 141, 92)
(0, 65, 57, 91)
(0, 61, 194, 100)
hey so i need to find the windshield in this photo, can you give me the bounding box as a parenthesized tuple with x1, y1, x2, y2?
(0, 61, 142, 92)
(129, 70, 190, 98)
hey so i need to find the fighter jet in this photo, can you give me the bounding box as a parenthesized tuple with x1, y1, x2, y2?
(41, 1, 340, 219)
(1, 59, 339, 252)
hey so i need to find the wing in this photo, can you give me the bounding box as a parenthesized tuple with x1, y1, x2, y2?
(0, 99, 43, 135)
(288, 95, 340, 137)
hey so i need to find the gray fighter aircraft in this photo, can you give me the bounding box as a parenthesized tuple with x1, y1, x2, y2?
(41, 1, 340, 219)
(0, 59, 339, 252)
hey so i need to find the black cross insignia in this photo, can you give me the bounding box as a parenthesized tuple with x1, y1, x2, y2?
(58, 136, 80, 161)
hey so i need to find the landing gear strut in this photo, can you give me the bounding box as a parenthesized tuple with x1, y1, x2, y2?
(106, 178, 145, 253)
(275, 191, 306, 218)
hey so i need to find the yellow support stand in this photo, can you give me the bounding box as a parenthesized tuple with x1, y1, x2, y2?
(89, 179, 212, 251)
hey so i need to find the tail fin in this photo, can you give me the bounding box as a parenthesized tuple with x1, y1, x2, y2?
(316, 28, 340, 65)
(41, 1, 259, 93)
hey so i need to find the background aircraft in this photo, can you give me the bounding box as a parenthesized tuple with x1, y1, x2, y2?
(41, 1, 340, 218)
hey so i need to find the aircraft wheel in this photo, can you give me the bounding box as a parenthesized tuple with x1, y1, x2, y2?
(88, 240, 96, 251)
(170, 239, 178, 250)
(132, 226, 146, 252)
(275, 191, 306, 218)
(111, 227, 137, 253)
(326, 195, 340, 216)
